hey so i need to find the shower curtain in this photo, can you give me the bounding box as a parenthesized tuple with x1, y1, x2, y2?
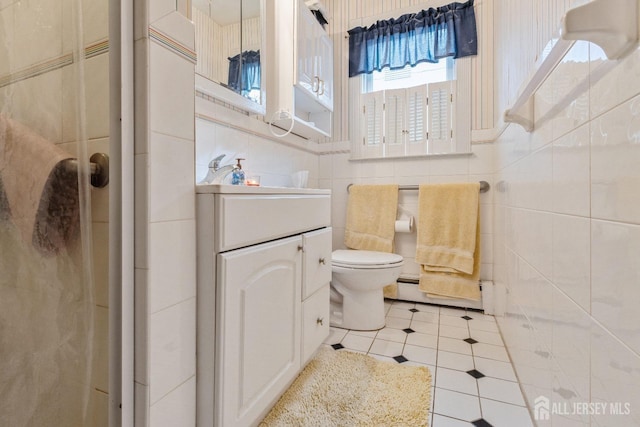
(0, 0, 103, 424)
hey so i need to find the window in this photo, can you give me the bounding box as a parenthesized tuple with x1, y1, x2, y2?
(350, 57, 472, 160)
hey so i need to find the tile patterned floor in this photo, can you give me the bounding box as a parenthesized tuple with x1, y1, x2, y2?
(323, 299, 534, 427)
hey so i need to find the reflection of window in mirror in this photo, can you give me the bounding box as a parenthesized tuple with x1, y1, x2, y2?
(193, 0, 263, 108)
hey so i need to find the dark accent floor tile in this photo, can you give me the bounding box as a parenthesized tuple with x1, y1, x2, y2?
(464, 338, 479, 344)
(472, 418, 493, 427)
(393, 355, 408, 363)
(331, 343, 344, 350)
(403, 328, 415, 334)
(462, 315, 473, 320)
(466, 369, 485, 379)
(409, 308, 419, 313)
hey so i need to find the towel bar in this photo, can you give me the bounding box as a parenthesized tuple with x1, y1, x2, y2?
(61, 153, 109, 188)
(347, 181, 490, 193)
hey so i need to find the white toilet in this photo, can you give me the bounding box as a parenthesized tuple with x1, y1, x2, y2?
(330, 249, 404, 331)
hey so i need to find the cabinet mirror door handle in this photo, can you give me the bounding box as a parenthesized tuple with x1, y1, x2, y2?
(316, 317, 324, 326)
(318, 257, 326, 265)
(313, 76, 320, 93)
(318, 79, 325, 96)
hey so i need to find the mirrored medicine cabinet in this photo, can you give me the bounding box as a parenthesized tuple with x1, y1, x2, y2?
(193, 0, 266, 115)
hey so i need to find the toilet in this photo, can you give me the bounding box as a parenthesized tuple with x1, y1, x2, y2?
(330, 249, 404, 331)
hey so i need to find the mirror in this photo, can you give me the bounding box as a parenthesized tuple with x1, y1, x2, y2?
(193, 0, 265, 115)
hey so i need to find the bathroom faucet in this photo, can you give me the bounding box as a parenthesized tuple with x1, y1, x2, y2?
(200, 154, 237, 184)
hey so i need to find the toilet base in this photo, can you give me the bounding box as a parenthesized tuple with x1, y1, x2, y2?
(329, 286, 386, 331)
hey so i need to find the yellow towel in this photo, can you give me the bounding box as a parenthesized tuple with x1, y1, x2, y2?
(344, 184, 399, 253)
(416, 183, 481, 300)
(344, 184, 399, 297)
(0, 115, 78, 255)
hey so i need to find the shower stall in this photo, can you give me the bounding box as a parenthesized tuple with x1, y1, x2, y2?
(0, 0, 131, 425)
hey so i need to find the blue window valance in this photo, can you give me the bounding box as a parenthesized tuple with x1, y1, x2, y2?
(228, 50, 261, 95)
(347, 0, 477, 77)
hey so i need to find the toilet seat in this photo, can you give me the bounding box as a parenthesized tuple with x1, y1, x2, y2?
(332, 249, 404, 269)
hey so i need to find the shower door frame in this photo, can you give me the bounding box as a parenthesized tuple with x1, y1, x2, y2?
(109, 0, 135, 425)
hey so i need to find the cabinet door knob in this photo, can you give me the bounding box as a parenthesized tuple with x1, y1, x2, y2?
(298, 245, 304, 252)
(318, 257, 326, 265)
(316, 317, 324, 326)
(313, 76, 320, 93)
(318, 79, 325, 96)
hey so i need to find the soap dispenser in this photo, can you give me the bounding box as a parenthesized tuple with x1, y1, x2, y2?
(231, 158, 246, 185)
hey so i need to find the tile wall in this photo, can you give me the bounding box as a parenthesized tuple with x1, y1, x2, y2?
(319, 142, 495, 283)
(494, 1, 640, 424)
(133, 3, 197, 426)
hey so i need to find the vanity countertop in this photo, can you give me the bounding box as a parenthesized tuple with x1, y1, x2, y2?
(196, 184, 331, 195)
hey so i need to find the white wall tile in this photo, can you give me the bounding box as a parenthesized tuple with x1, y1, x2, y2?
(149, 298, 196, 404)
(148, 220, 196, 314)
(552, 215, 590, 311)
(591, 220, 640, 355)
(149, 0, 176, 25)
(148, 132, 195, 222)
(552, 123, 590, 216)
(149, 377, 196, 427)
(149, 42, 195, 140)
(591, 95, 640, 225)
(591, 323, 640, 427)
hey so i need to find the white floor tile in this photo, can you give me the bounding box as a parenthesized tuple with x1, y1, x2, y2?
(387, 307, 413, 319)
(412, 310, 439, 323)
(440, 307, 468, 316)
(340, 333, 374, 353)
(385, 316, 412, 330)
(433, 388, 481, 422)
(404, 343, 438, 365)
(438, 336, 473, 355)
(347, 329, 377, 338)
(440, 314, 470, 328)
(439, 324, 470, 340)
(376, 327, 409, 343)
(324, 327, 348, 344)
(435, 367, 479, 396)
(477, 377, 526, 406)
(473, 357, 517, 382)
(368, 353, 396, 364)
(437, 350, 475, 372)
(391, 300, 416, 309)
(431, 414, 473, 426)
(411, 319, 440, 335)
(472, 343, 510, 362)
(369, 339, 404, 358)
(470, 329, 504, 346)
(469, 319, 499, 333)
(414, 302, 440, 314)
(406, 332, 438, 349)
(481, 398, 533, 427)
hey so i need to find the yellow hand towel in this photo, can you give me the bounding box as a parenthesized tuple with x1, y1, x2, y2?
(416, 183, 481, 300)
(344, 184, 399, 253)
(344, 184, 399, 297)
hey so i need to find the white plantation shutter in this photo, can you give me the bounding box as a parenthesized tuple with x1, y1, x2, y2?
(405, 85, 428, 155)
(385, 89, 406, 156)
(427, 81, 455, 154)
(360, 91, 384, 157)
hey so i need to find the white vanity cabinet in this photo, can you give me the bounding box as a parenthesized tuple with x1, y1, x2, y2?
(196, 185, 331, 427)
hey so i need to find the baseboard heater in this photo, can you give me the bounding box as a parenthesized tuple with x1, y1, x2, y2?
(391, 276, 497, 314)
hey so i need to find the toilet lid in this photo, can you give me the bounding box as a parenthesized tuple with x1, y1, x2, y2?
(332, 250, 404, 267)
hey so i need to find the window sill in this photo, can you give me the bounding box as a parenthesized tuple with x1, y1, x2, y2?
(349, 151, 473, 161)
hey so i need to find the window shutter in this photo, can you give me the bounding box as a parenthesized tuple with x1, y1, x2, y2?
(427, 81, 454, 154)
(360, 91, 384, 157)
(385, 89, 406, 156)
(405, 85, 428, 155)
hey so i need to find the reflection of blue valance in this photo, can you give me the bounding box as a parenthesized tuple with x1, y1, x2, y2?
(347, 0, 477, 77)
(228, 50, 261, 95)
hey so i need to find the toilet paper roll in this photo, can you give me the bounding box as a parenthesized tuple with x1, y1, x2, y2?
(395, 217, 414, 233)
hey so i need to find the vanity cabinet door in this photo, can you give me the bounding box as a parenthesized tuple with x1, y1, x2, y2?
(216, 236, 302, 427)
(302, 227, 332, 299)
